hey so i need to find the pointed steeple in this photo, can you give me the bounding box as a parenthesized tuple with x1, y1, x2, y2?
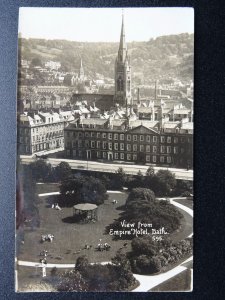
(119, 12, 126, 50)
(118, 11, 127, 62)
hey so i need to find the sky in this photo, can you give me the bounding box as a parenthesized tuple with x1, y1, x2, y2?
(19, 7, 194, 42)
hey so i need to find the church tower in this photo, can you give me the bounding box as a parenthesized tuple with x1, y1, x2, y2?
(114, 14, 132, 107)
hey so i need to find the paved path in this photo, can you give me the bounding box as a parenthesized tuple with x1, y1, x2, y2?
(38, 192, 60, 197)
(20, 155, 193, 181)
(170, 199, 193, 218)
(17, 260, 112, 268)
(132, 256, 193, 292)
(17, 192, 193, 291)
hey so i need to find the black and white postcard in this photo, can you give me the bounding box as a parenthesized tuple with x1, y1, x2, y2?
(16, 7, 194, 292)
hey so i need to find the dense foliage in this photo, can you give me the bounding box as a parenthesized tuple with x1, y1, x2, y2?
(30, 159, 53, 182)
(129, 236, 193, 274)
(59, 175, 107, 206)
(29, 159, 72, 182)
(107, 187, 183, 239)
(57, 255, 137, 291)
(54, 161, 73, 182)
(19, 33, 194, 84)
(126, 169, 177, 197)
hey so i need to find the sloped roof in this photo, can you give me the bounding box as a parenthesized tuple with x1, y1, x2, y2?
(129, 120, 159, 128)
(128, 124, 159, 135)
(73, 203, 98, 211)
(80, 118, 108, 125)
(163, 122, 180, 129)
(173, 109, 191, 114)
(181, 122, 193, 130)
(111, 119, 126, 127)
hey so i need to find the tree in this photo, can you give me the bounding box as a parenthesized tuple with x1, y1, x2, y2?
(146, 166, 154, 177)
(131, 236, 158, 257)
(149, 256, 162, 273)
(54, 162, 72, 182)
(111, 251, 136, 290)
(75, 255, 89, 272)
(30, 159, 53, 182)
(109, 187, 182, 240)
(127, 188, 155, 204)
(60, 175, 107, 206)
(132, 254, 162, 274)
(114, 167, 127, 189)
(154, 170, 177, 196)
(135, 255, 151, 274)
(135, 170, 144, 187)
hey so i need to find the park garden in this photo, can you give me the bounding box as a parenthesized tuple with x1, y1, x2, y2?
(16, 159, 193, 291)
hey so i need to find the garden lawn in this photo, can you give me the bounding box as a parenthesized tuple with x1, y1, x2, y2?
(17, 184, 192, 265)
(18, 183, 131, 264)
(173, 198, 193, 210)
(150, 268, 192, 291)
(168, 206, 193, 243)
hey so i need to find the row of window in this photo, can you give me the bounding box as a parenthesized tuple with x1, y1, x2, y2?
(66, 131, 191, 143)
(32, 139, 63, 152)
(66, 140, 188, 154)
(68, 150, 173, 164)
(31, 123, 64, 134)
(32, 131, 63, 143)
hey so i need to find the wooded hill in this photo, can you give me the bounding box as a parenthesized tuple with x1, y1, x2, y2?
(19, 33, 193, 84)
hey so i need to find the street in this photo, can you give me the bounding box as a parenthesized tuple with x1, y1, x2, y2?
(20, 155, 193, 181)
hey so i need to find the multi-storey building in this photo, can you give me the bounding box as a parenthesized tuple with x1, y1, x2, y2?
(19, 111, 74, 155)
(64, 118, 193, 168)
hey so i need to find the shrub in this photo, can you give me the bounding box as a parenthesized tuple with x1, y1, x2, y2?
(57, 270, 87, 292)
(59, 256, 136, 292)
(181, 191, 192, 197)
(51, 267, 58, 276)
(149, 256, 162, 273)
(127, 188, 155, 204)
(131, 236, 158, 257)
(75, 255, 89, 272)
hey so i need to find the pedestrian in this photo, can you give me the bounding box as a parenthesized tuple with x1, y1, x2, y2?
(55, 203, 62, 210)
(41, 262, 46, 277)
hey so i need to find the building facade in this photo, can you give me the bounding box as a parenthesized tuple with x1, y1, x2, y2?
(114, 15, 132, 107)
(19, 111, 74, 155)
(64, 118, 193, 168)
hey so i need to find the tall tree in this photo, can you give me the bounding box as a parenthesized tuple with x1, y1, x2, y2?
(155, 170, 177, 196)
(54, 162, 72, 182)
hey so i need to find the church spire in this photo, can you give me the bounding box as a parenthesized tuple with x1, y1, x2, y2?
(119, 12, 126, 50)
(114, 10, 132, 107)
(118, 11, 127, 62)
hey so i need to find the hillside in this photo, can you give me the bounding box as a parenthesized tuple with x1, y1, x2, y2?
(18, 33, 193, 84)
